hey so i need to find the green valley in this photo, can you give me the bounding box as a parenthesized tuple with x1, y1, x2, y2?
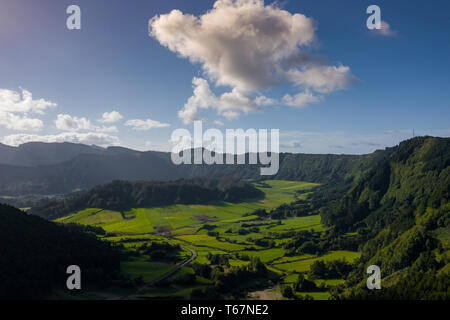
(1, 137, 448, 300)
(55, 180, 360, 300)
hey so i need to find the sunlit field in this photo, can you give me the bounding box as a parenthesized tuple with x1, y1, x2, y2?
(57, 180, 360, 300)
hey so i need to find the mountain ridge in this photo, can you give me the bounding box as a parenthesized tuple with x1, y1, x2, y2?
(0, 138, 444, 197)
(317, 136, 450, 299)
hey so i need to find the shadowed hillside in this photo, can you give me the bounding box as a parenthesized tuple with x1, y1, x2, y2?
(0, 203, 128, 299)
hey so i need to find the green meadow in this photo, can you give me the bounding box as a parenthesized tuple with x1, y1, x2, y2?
(273, 251, 361, 273)
(57, 180, 318, 234)
(120, 257, 173, 282)
(57, 180, 360, 300)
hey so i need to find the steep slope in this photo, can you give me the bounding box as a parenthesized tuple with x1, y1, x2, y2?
(319, 137, 449, 299)
(0, 204, 124, 299)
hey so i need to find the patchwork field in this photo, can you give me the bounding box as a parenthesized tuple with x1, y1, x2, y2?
(57, 180, 360, 300)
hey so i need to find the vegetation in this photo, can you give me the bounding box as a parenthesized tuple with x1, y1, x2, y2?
(32, 178, 264, 220)
(0, 204, 131, 299)
(1, 136, 449, 300)
(0, 141, 387, 196)
(319, 137, 450, 299)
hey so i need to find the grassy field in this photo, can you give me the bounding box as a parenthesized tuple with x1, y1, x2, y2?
(120, 257, 174, 282)
(176, 234, 248, 251)
(57, 180, 318, 234)
(57, 180, 360, 300)
(274, 251, 361, 272)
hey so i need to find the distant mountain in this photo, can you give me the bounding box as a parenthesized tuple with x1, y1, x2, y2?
(0, 139, 434, 196)
(0, 142, 104, 166)
(0, 150, 184, 195)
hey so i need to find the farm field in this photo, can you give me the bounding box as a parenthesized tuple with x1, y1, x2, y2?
(57, 180, 360, 300)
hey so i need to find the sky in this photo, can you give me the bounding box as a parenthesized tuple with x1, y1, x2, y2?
(0, 0, 449, 154)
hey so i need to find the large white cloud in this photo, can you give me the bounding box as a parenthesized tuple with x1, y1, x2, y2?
(124, 118, 170, 131)
(149, 0, 355, 123)
(150, 0, 315, 91)
(55, 114, 117, 133)
(2, 132, 120, 147)
(0, 87, 57, 131)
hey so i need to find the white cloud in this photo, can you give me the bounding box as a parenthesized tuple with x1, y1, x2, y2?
(99, 110, 123, 123)
(374, 21, 397, 37)
(55, 114, 91, 131)
(0, 87, 57, 114)
(124, 118, 170, 131)
(178, 77, 276, 124)
(282, 91, 321, 108)
(0, 111, 43, 131)
(214, 120, 224, 126)
(55, 114, 117, 133)
(149, 0, 355, 123)
(150, 0, 315, 92)
(96, 126, 118, 133)
(2, 132, 120, 147)
(0, 87, 57, 131)
(286, 65, 355, 94)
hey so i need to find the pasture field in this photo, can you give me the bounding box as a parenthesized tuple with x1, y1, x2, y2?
(273, 251, 361, 272)
(266, 215, 325, 233)
(57, 180, 359, 300)
(59, 180, 317, 234)
(296, 291, 331, 300)
(239, 248, 286, 263)
(120, 257, 174, 282)
(176, 234, 248, 251)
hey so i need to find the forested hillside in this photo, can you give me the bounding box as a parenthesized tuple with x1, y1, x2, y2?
(0, 142, 104, 167)
(0, 150, 183, 195)
(318, 137, 449, 299)
(0, 142, 388, 195)
(0, 204, 127, 299)
(31, 178, 264, 220)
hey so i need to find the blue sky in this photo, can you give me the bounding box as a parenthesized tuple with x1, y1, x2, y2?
(0, 0, 449, 154)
